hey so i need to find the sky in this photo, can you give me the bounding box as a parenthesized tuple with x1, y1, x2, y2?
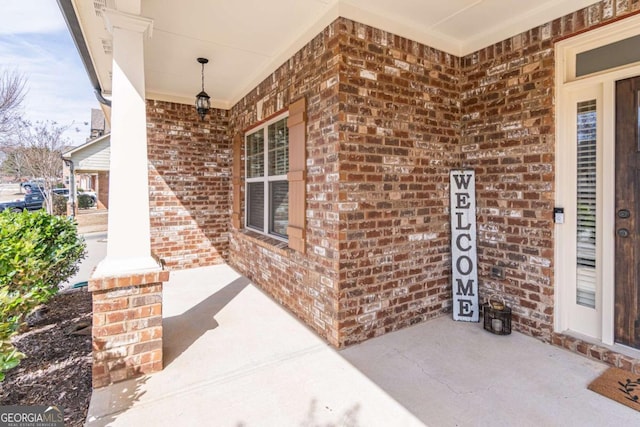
(0, 0, 99, 146)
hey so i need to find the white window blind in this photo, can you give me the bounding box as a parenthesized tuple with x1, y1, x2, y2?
(576, 99, 597, 308)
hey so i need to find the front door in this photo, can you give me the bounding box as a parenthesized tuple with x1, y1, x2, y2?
(615, 76, 640, 349)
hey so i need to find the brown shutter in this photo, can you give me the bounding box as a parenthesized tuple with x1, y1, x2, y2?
(287, 98, 307, 253)
(232, 133, 242, 229)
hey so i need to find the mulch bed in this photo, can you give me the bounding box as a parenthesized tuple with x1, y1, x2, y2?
(0, 288, 93, 427)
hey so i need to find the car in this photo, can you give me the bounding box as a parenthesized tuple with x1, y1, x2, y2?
(52, 188, 70, 197)
(80, 190, 97, 204)
(52, 188, 97, 207)
(20, 180, 45, 193)
(0, 191, 45, 212)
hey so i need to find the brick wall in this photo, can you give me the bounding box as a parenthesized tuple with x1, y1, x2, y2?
(460, 1, 640, 344)
(97, 171, 109, 209)
(229, 22, 343, 346)
(90, 271, 168, 388)
(227, 18, 459, 347)
(147, 101, 231, 269)
(460, 25, 556, 341)
(336, 20, 459, 345)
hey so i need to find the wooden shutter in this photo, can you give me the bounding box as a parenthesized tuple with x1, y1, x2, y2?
(287, 98, 307, 253)
(232, 133, 242, 229)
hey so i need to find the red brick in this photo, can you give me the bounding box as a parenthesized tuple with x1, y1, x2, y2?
(93, 299, 128, 312)
(105, 309, 139, 323)
(93, 313, 106, 327)
(132, 339, 162, 354)
(139, 327, 162, 342)
(115, 275, 132, 287)
(94, 323, 127, 337)
(140, 349, 163, 365)
(130, 294, 162, 307)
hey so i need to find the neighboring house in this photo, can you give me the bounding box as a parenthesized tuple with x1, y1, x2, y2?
(58, 0, 640, 388)
(62, 133, 110, 210)
(89, 107, 110, 140)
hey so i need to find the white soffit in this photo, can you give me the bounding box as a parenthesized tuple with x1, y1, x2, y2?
(340, 0, 601, 55)
(142, 0, 338, 108)
(74, 0, 601, 109)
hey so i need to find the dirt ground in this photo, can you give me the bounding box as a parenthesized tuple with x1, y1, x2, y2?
(0, 288, 92, 427)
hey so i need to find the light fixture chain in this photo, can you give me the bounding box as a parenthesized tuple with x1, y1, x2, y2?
(201, 62, 205, 91)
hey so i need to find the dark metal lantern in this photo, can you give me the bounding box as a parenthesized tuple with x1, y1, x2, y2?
(195, 57, 210, 120)
(483, 295, 511, 335)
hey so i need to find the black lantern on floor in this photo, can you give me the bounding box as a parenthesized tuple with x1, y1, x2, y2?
(483, 295, 511, 335)
(195, 57, 210, 121)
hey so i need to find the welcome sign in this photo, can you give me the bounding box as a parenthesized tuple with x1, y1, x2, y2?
(450, 169, 479, 322)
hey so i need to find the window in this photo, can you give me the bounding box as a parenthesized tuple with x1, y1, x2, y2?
(575, 99, 597, 309)
(245, 115, 289, 239)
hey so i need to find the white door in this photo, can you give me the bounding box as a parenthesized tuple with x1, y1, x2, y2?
(557, 85, 605, 340)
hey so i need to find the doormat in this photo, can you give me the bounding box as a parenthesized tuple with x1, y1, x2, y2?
(588, 367, 640, 412)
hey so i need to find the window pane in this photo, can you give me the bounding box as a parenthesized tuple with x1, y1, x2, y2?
(268, 118, 288, 176)
(576, 34, 640, 78)
(247, 182, 264, 231)
(270, 181, 288, 237)
(245, 114, 289, 240)
(247, 131, 264, 178)
(576, 99, 597, 309)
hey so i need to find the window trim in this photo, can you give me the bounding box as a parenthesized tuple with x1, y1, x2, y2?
(558, 13, 640, 84)
(244, 111, 289, 242)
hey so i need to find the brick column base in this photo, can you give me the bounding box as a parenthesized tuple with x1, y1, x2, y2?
(89, 270, 169, 388)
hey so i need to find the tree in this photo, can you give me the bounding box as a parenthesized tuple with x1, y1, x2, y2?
(0, 147, 29, 180)
(0, 70, 27, 139)
(2, 120, 70, 213)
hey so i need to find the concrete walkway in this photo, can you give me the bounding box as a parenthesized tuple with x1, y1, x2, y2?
(75, 209, 108, 234)
(86, 265, 639, 426)
(62, 231, 107, 290)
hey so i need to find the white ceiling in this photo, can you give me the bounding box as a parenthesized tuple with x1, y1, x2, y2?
(72, 0, 599, 109)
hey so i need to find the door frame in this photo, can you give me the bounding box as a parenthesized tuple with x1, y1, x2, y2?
(555, 14, 640, 346)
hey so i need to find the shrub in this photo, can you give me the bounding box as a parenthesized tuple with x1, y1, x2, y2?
(0, 210, 86, 380)
(52, 193, 67, 216)
(77, 193, 94, 209)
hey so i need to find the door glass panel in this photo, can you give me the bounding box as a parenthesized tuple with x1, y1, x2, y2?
(576, 34, 640, 78)
(576, 99, 597, 308)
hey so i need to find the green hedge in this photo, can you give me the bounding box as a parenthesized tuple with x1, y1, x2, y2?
(78, 193, 94, 209)
(52, 194, 67, 216)
(0, 210, 86, 380)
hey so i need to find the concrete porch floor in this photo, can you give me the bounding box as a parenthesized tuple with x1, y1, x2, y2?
(86, 265, 639, 426)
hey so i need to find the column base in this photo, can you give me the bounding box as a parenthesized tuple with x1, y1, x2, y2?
(92, 256, 161, 279)
(89, 269, 169, 388)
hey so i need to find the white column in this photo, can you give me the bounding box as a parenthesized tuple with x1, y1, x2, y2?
(93, 9, 158, 277)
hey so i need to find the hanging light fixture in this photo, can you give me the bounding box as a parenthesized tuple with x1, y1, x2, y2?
(195, 57, 210, 121)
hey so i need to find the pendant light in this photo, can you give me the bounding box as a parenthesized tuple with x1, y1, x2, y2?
(195, 57, 210, 121)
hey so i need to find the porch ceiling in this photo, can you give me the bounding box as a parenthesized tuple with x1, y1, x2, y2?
(69, 0, 598, 109)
